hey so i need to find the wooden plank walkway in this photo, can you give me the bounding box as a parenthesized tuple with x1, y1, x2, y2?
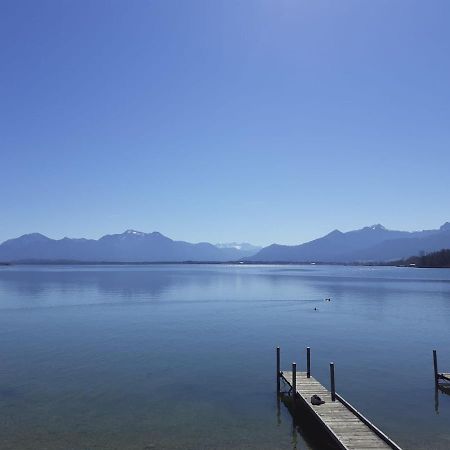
(281, 371, 400, 450)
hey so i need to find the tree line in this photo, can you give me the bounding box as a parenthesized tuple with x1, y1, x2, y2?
(396, 249, 450, 268)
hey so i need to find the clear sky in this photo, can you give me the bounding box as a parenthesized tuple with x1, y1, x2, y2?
(1, 0, 449, 246)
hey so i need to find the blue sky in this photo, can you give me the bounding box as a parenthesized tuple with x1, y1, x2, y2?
(1, 0, 449, 246)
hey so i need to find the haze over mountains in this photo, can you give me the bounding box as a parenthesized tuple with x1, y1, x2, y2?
(0, 223, 449, 263)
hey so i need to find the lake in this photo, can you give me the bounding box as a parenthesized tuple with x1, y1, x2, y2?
(0, 264, 449, 450)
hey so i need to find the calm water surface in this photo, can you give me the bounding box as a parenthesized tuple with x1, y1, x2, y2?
(0, 264, 449, 449)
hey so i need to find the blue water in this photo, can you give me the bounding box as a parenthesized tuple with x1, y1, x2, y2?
(0, 264, 449, 449)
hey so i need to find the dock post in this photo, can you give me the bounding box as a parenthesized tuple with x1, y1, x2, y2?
(276, 347, 281, 393)
(306, 347, 311, 378)
(292, 362, 297, 404)
(330, 362, 336, 401)
(433, 350, 438, 383)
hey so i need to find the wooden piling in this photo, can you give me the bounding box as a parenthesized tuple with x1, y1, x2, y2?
(292, 362, 297, 403)
(306, 347, 311, 378)
(330, 362, 336, 401)
(433, 350, 438, 383)
(276, 347, 281, 393)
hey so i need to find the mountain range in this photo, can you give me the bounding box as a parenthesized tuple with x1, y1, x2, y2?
(249, 222, 450, 262)
(0, 230, 260, 262)
(0, 223, 449, 263)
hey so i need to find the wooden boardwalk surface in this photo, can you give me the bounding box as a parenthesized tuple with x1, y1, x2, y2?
(439, 373, 450, 381)
(281, 371, 400, 450)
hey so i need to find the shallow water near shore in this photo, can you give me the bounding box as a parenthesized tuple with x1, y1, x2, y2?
(0, 264, 449, 449)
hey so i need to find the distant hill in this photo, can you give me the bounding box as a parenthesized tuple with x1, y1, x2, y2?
(249, 223, 450, 263)
(0, 230, 257, 263)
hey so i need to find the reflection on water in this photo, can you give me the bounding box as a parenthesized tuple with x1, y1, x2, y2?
(435, 383, 450, 414)
(0, 264, 449, 449)
(278, 391, 335, 450)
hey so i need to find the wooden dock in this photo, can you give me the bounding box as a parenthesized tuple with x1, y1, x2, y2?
(433, 350, 450, 383)
(276, 347, 402, 450)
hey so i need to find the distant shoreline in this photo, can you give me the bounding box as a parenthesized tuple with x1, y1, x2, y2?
(0, 260, 379, 266)
(1, 260, 447, 268)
